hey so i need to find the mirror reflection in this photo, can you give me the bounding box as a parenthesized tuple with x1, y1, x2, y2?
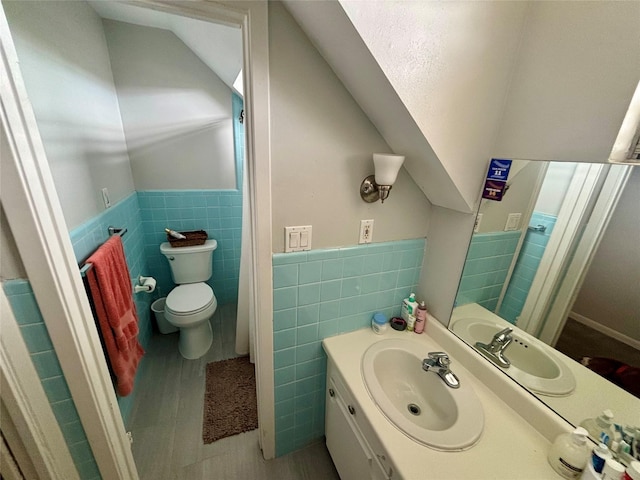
(450, 160, 639, 448)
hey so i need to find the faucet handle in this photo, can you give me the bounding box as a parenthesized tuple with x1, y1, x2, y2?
(427, 351, 451, 368)
(493, 327, 513, 342)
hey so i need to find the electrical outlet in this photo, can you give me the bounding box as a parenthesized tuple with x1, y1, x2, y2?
(474, 213, 483, 233)
(101, 188, 111, 209)
(359, 219, 374, 244)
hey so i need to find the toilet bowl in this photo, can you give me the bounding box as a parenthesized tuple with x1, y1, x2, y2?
(160, 239, 218, 360)
(164, 283, 217, 359)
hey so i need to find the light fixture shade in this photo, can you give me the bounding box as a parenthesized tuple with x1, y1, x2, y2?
(373, 153, 405, 185)
(609, 80, 640, 164)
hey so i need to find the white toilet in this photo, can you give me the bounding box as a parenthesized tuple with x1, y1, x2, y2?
(160, 240, 218, 360)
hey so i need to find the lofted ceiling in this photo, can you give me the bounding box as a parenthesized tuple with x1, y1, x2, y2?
(88, 1, 242, 91)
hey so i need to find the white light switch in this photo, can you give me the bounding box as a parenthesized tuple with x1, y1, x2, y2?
(285, 226, 312, 252)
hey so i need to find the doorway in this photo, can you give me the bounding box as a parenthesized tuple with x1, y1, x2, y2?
(0, 1, 273, 478)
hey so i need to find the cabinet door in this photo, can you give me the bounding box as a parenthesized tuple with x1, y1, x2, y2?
(326, 385, 373, 480)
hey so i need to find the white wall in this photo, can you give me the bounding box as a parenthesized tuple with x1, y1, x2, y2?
(340, 0, 529, 212)
(493, 1, 640, 163)
(269, 2, 431, 252)
(103, 20, 236, 191)
(572, 167, 640, 341)
(534, 162, 577, 216)
(3, 1, 135, 230)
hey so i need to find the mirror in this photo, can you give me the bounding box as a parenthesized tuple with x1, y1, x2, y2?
(449, 160, 639, 446)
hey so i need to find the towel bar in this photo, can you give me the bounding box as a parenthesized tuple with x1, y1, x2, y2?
(79, 226, 127, 277)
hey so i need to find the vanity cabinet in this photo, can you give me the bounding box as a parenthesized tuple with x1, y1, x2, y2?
(325, 361, 393, 480)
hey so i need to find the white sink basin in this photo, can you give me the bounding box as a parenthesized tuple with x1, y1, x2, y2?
(361, 338, 484, 451)
(451, 317, 576, 396)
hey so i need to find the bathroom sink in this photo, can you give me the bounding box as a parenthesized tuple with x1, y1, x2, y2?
(451, 317, 576, 396)
(361, 338, 484, 451)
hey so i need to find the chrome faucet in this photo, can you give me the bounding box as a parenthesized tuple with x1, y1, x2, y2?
(422, 352, 460, 389)
(475, 327, 513, 368)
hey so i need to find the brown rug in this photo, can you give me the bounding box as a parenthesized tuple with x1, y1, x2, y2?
(203, 356, 258, 444)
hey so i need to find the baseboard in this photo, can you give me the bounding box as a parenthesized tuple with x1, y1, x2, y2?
(569, 311, 640, 351)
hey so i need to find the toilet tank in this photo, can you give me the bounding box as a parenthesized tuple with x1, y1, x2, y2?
(160, 239, 217, 284)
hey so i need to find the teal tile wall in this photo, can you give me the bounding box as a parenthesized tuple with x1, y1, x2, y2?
(137, 190, 242, 305)
(273, 239, 426, 457)
(455, 230, 521, 311)
(3, 280, 101, 480)
(499, 213, 557, 324)
(69, 191, 151, 425)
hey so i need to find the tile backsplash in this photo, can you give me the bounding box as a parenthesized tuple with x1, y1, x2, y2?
(499, 212, 557, 324)
(455, 230, 521, 312)
(3, 280, 101, 480)
(272, 238, 426, 456)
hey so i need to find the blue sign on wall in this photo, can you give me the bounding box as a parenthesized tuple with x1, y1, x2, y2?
(487, 158, 512, 181)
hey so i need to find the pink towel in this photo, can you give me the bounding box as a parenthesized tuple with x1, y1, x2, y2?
(85, 235, 144, 396)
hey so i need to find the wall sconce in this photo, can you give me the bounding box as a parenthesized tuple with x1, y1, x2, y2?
(360, 153, 405, 203)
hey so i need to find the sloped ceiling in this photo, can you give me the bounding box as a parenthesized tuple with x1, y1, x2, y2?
(283, 0, 471, 213)
(89, 1, 242, 89)
(283, 1, 529, 214)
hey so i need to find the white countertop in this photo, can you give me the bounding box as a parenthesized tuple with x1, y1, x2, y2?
(323, 323, 565, 479)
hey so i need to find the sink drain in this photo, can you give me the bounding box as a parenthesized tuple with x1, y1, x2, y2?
(407, 403, 421, 416)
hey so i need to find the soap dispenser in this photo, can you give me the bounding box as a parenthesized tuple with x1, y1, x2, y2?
(548, 427, 590, 479)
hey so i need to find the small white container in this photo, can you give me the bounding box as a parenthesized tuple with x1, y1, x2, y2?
(548, 427, 590, 479)
(371, 312, 388, 335)
(601, 458, 625, 480)
(592, 443, 613, 473)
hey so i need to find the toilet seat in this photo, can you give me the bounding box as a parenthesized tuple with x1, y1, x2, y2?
(166, 283, 214, 316)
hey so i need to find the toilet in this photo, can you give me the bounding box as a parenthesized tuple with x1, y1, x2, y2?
(160, 240, 218, 360)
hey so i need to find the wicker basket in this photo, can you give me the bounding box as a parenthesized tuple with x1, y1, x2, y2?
(167, 230, 208, 248)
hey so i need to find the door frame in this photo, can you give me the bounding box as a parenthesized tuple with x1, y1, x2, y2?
(517, 163, 631, 341)
(0, 4, 273, 480)
(0, 288, 79, 480)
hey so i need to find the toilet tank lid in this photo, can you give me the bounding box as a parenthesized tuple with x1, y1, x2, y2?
(160, 239, 217, 255)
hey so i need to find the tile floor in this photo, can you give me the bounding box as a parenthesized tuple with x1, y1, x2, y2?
(128, 303, 340, 480)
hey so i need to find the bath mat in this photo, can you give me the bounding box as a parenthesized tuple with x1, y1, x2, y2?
(203, 356, 258, 444)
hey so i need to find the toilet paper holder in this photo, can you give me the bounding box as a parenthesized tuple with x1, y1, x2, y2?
(134, 276, 156, 293)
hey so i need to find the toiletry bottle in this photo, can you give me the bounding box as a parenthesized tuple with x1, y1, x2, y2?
(548, 427, 590, 479)
(591, 443, 613, 474)
(371, 312, 388, 335)
(580, 410, 615, 445)
(165, 228, 186, 240)
(402, 293, 418, 332)
(414, 301, 427, 334)
(601, 458, 625, 480)
(401, 293, 418, 322)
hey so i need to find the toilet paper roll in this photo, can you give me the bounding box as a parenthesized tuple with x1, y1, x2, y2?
(135, 276, 156, 293)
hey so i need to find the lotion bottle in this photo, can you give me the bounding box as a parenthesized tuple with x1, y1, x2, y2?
(414, 301, 427, 334)
(548, 427, 590, 479)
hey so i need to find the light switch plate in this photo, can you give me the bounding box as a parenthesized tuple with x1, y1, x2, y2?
(505, 213, 521, 231)
(285, 225, 312, 252)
